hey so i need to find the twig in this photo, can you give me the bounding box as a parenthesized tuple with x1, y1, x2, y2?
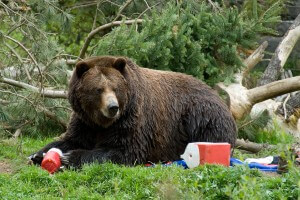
(283, 93, 291, 120)
(0, 1, 46, 38)
(40, 107, 67, 129)
(113, 0, 134, 21)
(137, 2, 160, 19)
(7, 20, 26, 35)
(207, 0, 221, 12)
(103, 0, 121, 7)
(68, 1, 98, 10)
(0, 89, 67, 129)
(3, 34, 43, 88)
(78, 19, 143, 58)
(238, 118, 258, 129)
(0, 77, 67, 99)
(4, 42, 32, 82)
(92, 1, 101, 30)
(143, 0, 151, 9)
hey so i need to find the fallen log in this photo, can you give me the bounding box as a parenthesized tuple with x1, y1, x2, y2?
(235, 139, 274, 153)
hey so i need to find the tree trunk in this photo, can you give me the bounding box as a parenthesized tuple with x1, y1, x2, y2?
(257, 13, 300, 86)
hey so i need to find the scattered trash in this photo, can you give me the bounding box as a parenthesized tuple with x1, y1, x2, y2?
(230, 158, 278, 172)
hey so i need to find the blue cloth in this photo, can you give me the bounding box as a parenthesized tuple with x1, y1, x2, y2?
(230, 158, 278, 172)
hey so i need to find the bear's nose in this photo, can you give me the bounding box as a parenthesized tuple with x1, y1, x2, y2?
(108, 103, 119, 116)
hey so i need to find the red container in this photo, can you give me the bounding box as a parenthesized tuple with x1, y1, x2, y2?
(181, 142, 231, 168)
(41, 148, 62, 174)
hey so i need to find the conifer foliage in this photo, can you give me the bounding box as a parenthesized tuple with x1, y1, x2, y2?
(93, 2, 280, 85)
(0, 0, 283, 136)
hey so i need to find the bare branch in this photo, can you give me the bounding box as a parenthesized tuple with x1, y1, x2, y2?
(40, 107, 67, 129)
(137, 2, 160, 19)
(258, 13, 300, 86)
(113, 0, 134, 21)
(3, 34, 43, 86)
(235, 41, 268, 84)
(0, 89, 67, 129)
(79, 19, 143, 59)
(0, 77, 67, 99)
(68, 1, 98, 10)
(242, 41, 268, 77)
(0, 1, 46, 37)
(4, 42, 32, 82)
(248, 76, 300, 104)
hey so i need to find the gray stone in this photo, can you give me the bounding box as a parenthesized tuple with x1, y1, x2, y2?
(276, 21, 293, 36)
(283, 6, 300, 20)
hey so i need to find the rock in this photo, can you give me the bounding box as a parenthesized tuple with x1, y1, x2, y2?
(277, 21, 293, 36)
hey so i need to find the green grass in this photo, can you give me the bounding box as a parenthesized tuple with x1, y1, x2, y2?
(0, 137, 299, 200)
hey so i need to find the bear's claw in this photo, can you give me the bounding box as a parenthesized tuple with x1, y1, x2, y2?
(28, 152, 44, 165)
(61, 153, 71, 166)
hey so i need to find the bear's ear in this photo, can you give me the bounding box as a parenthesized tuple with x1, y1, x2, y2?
(113, 58, 126, 73)
(75, 61, 91, 78)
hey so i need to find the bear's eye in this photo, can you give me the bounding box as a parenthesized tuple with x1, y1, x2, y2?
(96, 88, 103, 94)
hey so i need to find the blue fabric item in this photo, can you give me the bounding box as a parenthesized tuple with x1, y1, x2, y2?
(230, 158, 278, 172)
(171, 160, 189, 169)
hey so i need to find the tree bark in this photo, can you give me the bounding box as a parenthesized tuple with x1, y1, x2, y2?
(217, 76, 300, 120)
(257, 13, 300, 86)
(235, 139, 274, 153)
(234, 41, 268, 85)
(0, 77, 67, 99)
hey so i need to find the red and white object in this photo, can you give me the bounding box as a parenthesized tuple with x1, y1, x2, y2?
(41, 148, 62, 174)
(180, 142, 231, 168)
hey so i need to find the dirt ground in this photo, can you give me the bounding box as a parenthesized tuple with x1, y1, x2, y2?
(0, 160, 13, 174)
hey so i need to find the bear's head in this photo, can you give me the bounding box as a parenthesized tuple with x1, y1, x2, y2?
(69, 56, 129, 128)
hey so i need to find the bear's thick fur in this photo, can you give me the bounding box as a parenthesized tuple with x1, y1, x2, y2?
(30, 56, 237, 167)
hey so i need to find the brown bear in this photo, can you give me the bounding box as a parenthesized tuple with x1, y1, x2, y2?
(30, 56, 237, 168)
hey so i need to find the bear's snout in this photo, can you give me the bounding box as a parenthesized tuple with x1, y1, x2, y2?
(100, 91, 120, 119)
(107, 102, 119, 117)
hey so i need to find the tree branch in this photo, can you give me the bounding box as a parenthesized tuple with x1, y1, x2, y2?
(242, 41, 268, 78)
(78, 19, 143, 59)
(235, 41, 268, 84)
(258, 13, 300, 86)
(113, 0, 134, 21)
(248, 76, 300, 104)
(217, 76, 300, 120)
(235, 139, 274, 153)
(3, 34, 43, 86)
(0, 77, 67, 99)
(4, 42, 32, 82)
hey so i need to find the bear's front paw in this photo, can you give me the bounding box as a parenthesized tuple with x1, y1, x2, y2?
(61, 150, 85, 168)
(28, 151, 44, 165)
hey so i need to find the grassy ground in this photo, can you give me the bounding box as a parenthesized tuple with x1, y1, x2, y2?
(0, 136, 299, 200)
